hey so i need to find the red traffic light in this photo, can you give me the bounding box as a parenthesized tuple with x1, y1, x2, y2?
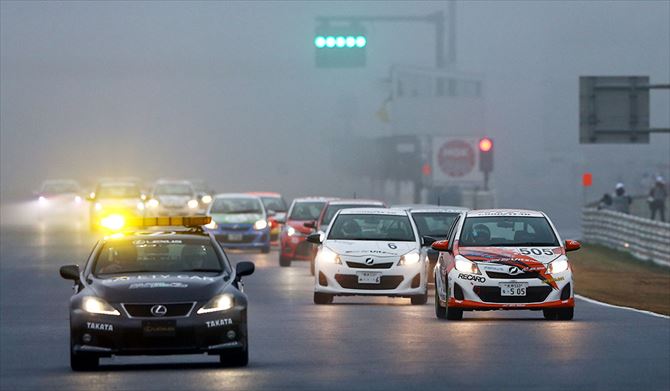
(479, 137, 493, 152)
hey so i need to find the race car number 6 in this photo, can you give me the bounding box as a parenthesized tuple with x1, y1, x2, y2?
(388, 243, 397, 249)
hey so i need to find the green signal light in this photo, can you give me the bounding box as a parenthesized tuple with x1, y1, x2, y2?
(314, 36, 326, 48)
(335, 36, 346, 48)
(325, 36, 336, 48)
(355, 36, 367, 48)
(345, 36, 356, 48)
(315, 35, 367, 49)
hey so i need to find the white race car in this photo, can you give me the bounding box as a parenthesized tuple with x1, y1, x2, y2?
(433, 209, 580, 320)
(308, 208, 428, 305)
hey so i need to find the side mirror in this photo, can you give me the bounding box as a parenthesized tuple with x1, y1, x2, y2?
(565, 240, 581, 252)
(303, 221, 317, 229)
(307, 233, 322, 245)
(60, 265, 80, 281)
(431, 240, 450, 251)
(422, 236, 437, 246)
(235, 261, 255, 279)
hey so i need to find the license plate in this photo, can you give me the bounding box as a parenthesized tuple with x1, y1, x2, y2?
(142, 320, 176, 337)
(357, 271, 382, 284)
(500, 282, 527, 296)
(228, 233, 243, 241)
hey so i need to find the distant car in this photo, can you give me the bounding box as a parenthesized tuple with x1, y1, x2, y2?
(88, 181, 145, 231)
(59, 216, 255, 370)
(190, 179, 215, 213)
(145, 180, 199, 217)
(432, 209, 579, 321)
(205, 194, 271, 253)
(309, 208, 428, 305)
(247, 192, 288, 243)
(278, 197, 337, 267)
(305, 199, 386, 275)
(406, 206, 469, 284)
(36, 179, 84, 218)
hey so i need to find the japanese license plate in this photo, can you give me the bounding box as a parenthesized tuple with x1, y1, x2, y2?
(142, 320, 176, 337)
(500, 282, 527, 296)
(228, 233, 243, 241)
(357, 271, 382, 284)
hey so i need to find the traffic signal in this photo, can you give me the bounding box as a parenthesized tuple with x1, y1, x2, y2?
(315, 24, 367, 68)
(478, 137, 493, 173)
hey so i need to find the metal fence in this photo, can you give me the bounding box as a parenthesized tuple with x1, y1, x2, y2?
(582, 207, 670, 267)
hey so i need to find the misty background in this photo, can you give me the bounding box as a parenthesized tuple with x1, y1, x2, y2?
(1, 0, 669, 233)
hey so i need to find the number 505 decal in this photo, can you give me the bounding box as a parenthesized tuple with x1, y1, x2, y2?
(520, 248, 554, 256)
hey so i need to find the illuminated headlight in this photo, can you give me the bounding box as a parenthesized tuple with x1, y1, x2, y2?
(454, 257, 481, 275)
(136, 202, 145, 211)
(398, 251, 420, 266)
(205, 220, 218, 229)
(254, 219, 268, 230)
(197, 294, 234, 314)
(94, 202, 103, 211)
(147, 199, 159, 208)
(287, 226, 297, 236)
(38, 196, 48, 206)
(188, 199, 199, 209)
(317, 247, 341, 264)
(547, 259, 569, 274)
(201, 195, 212, 204)
(82, 296, 120, 316)
(74, 196, 82, 204)
(100, 214, 125, 231)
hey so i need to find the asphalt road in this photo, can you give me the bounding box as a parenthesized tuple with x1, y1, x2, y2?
(1, 223, 669, 390)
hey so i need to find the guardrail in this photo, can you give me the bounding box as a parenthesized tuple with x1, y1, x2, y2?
(582, 207, 670, 267)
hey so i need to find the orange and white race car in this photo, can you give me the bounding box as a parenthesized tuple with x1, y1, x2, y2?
(432, 209, 580, 321)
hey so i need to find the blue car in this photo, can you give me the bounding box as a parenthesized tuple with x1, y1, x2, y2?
(206, 194, 271, 253)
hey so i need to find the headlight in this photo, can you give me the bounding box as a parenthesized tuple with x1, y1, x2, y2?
(455, 257, 481, 275)
(188, 199, 199, 209)
(547, 259, 569, 274)
(136, 202, 145, 211)
(74, 196, 82, 204)
(398, 251, 420, 266)
(38, 196, 48, 206)
(100, 214, 125, 231)
(205, 220, 218, 229)
(317, 247, 341, 264)
(94, 202, 103, 211)
(287, 226, 297, 236)
(254, 219, 268, 230)
(201, 195, 212, 204)
(197, 294, 234, 314)
(82, 296, 120, 316)
(147, 199, 159, 208)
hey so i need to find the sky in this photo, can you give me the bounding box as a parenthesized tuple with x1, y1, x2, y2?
(1, 0, 669, 231)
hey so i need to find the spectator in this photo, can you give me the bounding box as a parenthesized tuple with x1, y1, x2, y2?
(597, 193, 613, 210)
(648, 176, 667, 222)
(611, 183, 632, 214)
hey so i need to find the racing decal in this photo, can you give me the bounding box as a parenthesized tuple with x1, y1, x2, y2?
(87, 322, 113, 331)
(388, 243, 397, 249)
(109, 275, 215, 282)
(129, 282, 188, 289)
(542, 276, 565, 285)
(206, 318, 233, 328)
(458, 273, 486, 283)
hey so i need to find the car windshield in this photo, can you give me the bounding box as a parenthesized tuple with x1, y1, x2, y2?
(154, 184, 193, 196)
(210, 198, 263, 214)
(94, 238, 224, 275)
(328, 214, 415, 242)
(97, 184, 140, 198)
(459, 216, 559, 247)
(411, 212, 459, 239)
(42, 182, 79, 194)
(289, 201, 326, 220)
(260, 196, 287, 213)
(323, 204, 382, 226)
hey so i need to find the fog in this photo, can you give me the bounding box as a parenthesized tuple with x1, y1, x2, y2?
(1, 0, 669, 232)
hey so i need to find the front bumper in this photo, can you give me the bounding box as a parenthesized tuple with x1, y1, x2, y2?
(70, 306, 247, 356)
(315, 259, 426, 297)
(209, 227, 270, 250)
(279, 233, 314, 261)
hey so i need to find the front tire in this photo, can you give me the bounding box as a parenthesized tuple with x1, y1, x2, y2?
(435, 285, 447, 319)
(279, 255, 291, 267)
(543, 307, 574, 321)
(313, 292, 333, 305)
(70, 350, 99, 371)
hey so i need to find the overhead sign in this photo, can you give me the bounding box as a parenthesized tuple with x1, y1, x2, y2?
(432, 137, 484, 184)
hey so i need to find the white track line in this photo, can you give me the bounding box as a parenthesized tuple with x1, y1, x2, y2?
(575, 294, 670, 319)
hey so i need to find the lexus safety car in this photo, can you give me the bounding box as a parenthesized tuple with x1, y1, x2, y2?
(59, 216, 255, 370)
(145, 180, 200, 217)
(432, 209, 579, 321)
(309, 208, 428, 305)
(88, 181, 145, 231)
(278, 197, 336, 267)
(205, 194, 271, 253)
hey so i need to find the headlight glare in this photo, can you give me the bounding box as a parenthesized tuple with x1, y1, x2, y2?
(287, 226, 296, 236)
(94, 202, 103, 211)
(147, 199, 159, 208)
(201, 195, 212, 204)
(398, 251, 420, 266)
(188, 199, 199, 209)
(136, 202, 145, 210)
(197, 294, 234, 314)
(100, 214, 125, 231)
(548, 259, 569, 274)
(254, 219, 268, 230)
(82, 296, 120, 316)
(317, 247, 341, 264)
(455, 258, 481, 275)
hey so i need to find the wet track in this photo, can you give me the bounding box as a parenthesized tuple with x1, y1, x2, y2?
(1, 225, 669, 390)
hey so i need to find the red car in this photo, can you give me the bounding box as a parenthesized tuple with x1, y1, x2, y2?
(247, 192, 288, 244)
(278, 197, 336, 267)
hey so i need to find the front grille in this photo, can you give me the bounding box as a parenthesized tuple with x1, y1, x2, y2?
(346, 261, 394, 269)
(335, 274, 403, 290)
(122, 327, 197, 349)
(123, 302, 195, 318)
(217, 234, 257, 243)
(474, 286, 552, 303)
(486, 271, 538, 279)
(220, 224, 252, 232)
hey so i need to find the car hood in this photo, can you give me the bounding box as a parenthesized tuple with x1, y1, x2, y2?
(90, 274, 227, 302)
(324, 240, 418, 259)
(211, 213, 262, 225)
(156, 195, 191, 207)
(287, 220, 313, 235)
(458, 246, 562, 265)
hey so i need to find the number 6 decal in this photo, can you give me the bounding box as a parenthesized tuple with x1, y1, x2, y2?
(388, 243, 397, 249)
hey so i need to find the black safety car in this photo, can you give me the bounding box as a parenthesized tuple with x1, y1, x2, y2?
(59, 216, 255, 370)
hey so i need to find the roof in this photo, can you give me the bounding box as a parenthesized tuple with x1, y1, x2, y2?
(99, 181, 138, 188)
(213, 193, 261, 199)
(409, 207, 469, 214)
(292, 197, 339, 203)
(247, 192, 282, 197)
(466, 209, 545, 218)
(154, 179, 193, 185)
(327, 199, 385, 206)
(339, 208, 407, 216)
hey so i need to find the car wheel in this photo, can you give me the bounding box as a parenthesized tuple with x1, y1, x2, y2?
(411, 290, 428, 305)
(435, 286, 447, 319)
(279, 255, 291, 267)
(543, 307, 574, 321)
(313, 292, 333, 305)
(70, 350, 99, 371)
(261, 246, 270, 254)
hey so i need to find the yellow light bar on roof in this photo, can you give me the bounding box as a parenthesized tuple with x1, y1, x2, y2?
(125, 216, 212, 227)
